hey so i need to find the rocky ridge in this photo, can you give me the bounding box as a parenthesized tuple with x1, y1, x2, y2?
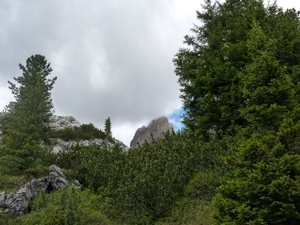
(0, 114, 128, 151)
(0, 165, 80, 216)
(49, 115, 128, 151)
(52, 138, 127, 153)
(130, 116, 173, 148)
(0, 114, 125, 216)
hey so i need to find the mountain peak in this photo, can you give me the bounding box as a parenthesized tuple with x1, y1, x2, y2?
(130, 116, 173, 148)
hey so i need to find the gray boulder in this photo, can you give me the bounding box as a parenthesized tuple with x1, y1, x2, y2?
(49, 115, 81, 131)
(130, 116, 173, 148)
(0, 165, 79, 216)
(52, 138, 129, 153)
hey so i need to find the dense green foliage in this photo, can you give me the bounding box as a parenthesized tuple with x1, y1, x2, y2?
(156, 170, 220, 225)
(0, 187, 114, 225)
(51, 130, 226, 224)
(0, 130, 224, 224)
(174, 0, 300, 138)
(1, 0, 300, 224)
(0, 55, 57, 172)
(104, 117, 112, 138)
(213, 20, 300, 225)
(174, 0, 300, 224)
(49, 123, 107, 141)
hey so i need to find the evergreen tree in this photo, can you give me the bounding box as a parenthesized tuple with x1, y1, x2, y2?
(1, 54, 57, 171)
(173, 0, 300, 137)
(104, 117, 112, 138)
(213, 20, 300, 225)
(174, 0, 300, 223)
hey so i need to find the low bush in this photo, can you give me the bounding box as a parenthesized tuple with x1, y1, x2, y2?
(49, 123, 107, 141)
(17, 187, 115, 225)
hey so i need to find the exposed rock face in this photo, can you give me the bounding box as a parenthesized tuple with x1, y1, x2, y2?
(0, 165, 80, 216)
(48, 115, 129, 152)
(49, 115, 81, 131)
(0, 113, 129, 150)
(0, 114, 80, 132)
(52, 138, 129, 153)
(130, 116, 173, 148)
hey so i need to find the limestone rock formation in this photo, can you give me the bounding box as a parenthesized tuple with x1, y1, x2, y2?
(0, 113, 129, 150)
(49, 115, 81, 131)
(0, 165, 80, 216)
(52, 138, 128, 153)
(48, 115, 129, 152)
(130, 116, 173, 148)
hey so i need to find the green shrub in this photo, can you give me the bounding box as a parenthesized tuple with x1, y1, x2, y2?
(156, 199, 214, 225)
(184, 170, 221, 201)
(49, 123, 107, 141)
(19, 187, 115, 225)
(47, 130, 227, 223)
(155, 170, 222, 225)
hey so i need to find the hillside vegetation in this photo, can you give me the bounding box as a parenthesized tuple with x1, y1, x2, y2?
(1, 0, 300, 224)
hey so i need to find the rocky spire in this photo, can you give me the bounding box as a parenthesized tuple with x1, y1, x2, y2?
(130, 116, 173, 148)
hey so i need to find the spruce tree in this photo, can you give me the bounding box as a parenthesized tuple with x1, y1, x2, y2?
(104, 117, 112, 138)
(174, 0, 300, 137)
(1, 54, 57, 172)
(213, 21, 300, 225)
(174, 0, 300, 223)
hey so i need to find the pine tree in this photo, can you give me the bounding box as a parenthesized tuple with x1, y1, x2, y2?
(1, 54, 57, 172)
(174, 0, 300, 137)
(174, 0, 300, 223)
(104, 117, 112, 138)
(213, 21, 300, 225)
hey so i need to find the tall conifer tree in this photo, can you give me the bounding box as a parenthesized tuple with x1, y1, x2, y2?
(214, 21, 300, 225)
(1, 54, 57, 171)
(174, 0, 300, 137)
(104, 117, 112, 138)
(174, 0, 300, 223)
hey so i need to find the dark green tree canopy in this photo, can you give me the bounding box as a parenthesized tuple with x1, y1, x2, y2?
(1, 54, 57, 171)
(213, 21, 300, 225)
(174, 0, 300, 223)
(9, 54, 57, 119)
(174, 0, 300, 137)
(104, 117, 112, 137)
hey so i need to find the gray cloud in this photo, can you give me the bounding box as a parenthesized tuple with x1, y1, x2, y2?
(1, 0, 201, 145)
(2, 0, 295, 145)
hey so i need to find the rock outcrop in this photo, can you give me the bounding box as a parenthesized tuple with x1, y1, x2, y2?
(130, 116, 173, 148)
(49, 115, 81, 131)
(52, 138, 128, 153)
(0, 114, 82, 136)
(48, 115, 129, 152)
(0, 113, 129, 150)
(0, 165, 80, 216)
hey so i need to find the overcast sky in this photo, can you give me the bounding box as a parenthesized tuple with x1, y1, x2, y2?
(0, 0, 299, 146)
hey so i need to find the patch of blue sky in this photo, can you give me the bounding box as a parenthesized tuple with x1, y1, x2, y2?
(168, 107, 185, 131)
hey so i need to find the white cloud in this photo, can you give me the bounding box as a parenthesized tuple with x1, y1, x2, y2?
(0, 86, 13, 110)
(112, 120, 148, 147)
